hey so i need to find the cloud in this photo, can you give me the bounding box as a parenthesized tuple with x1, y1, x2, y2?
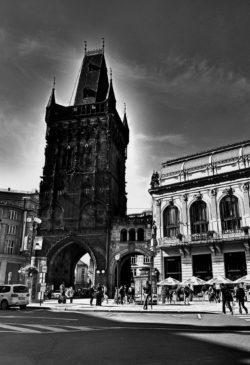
(135, 133, 187, 145)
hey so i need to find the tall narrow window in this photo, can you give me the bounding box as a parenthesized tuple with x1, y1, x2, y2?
(137, 228, 144, 241)
(220, 195, 241, 232)
(129, 228, 136, 241)
(4, 240, 14, 254)
(120, 229, 127, 242)
(163, 205, 179, 237)
(190, 200, 208, 234)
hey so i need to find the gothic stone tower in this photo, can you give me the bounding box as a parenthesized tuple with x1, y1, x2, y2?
(38, 48, 129, 290)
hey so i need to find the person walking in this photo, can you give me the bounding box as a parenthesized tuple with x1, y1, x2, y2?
(236, 283, 248, 314)
(67, 286, 74, 304)
(59, 282, 66, 304)
(221, 283, 233, 315)
(89, 285, 95, 306)
(143, 280, 152, 310)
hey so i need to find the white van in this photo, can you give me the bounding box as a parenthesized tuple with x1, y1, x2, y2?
(0, 284, 30, 310)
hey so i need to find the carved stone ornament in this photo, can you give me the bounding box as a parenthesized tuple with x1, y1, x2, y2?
(169, 197, 174, 206)
(156, 200, 161, 207)
(210, 188, 217, 197)
(194, 192, 203, 200)
(242, 183, 249, 191)
(182, 194, 188, 202)
(223, 187, 234, 196)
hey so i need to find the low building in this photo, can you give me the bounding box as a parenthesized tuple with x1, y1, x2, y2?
(149, 140, 250, 283)
(0, 189, 39, 284)
(109, 211, 153, 293)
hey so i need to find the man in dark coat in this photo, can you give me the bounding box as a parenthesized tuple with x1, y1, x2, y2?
(236, 283, 248, 314)
(220, 283, 233, 315)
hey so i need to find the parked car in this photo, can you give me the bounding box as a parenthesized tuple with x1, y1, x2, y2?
(0, 284, 30, 310)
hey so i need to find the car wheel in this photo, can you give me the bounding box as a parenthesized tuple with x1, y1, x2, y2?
(20, 305, 27, 310)
(1, 300, 9, 310)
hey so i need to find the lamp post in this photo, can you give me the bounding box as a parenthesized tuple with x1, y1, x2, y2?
(26, 216, 42, 301)
(115, 254, 120, 304)
(149, 221, 157, 308)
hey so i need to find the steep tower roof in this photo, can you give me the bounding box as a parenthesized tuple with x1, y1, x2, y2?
(107, 76, 116, 112)
(46, 86, 55, 108)
(74, 49, 109, 106)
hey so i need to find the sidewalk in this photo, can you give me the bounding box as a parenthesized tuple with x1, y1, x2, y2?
(28, 298, 224, 314)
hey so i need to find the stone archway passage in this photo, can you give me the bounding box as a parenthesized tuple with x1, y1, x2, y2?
(46, 239, 97, 290)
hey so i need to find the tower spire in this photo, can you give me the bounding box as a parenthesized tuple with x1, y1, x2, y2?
(107, 69, 116, 112)
(46, 77, 56, 108)
(123, 103, 128, 129)
(102, 37, 105, 53)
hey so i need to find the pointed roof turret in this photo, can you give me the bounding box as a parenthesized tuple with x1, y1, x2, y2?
(46, 87, 56, 108)
(46, 77, 56, 108)
(123, 103, 128, 129)
(107, 68, 116, 112)
(46, 78, 56, 122)
(73, 47, 109, 106)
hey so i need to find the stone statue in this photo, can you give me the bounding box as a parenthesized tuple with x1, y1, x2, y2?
(151, 220, 157, 238)
(150, 171, 159, 189)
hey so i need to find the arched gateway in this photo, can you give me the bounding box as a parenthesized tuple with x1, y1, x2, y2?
(35, 45, 130, 296)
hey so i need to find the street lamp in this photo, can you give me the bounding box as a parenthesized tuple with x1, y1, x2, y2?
(27, 216, 42, 266)
(149, 221, 157, 308)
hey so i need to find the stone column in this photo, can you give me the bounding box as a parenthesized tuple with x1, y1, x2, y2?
(0, 259, 7, 284)
(181, 194, 188, 237)
(210, 188, 218, 231)
(242, 183, 250, 221)
(156, 200, 161, 238)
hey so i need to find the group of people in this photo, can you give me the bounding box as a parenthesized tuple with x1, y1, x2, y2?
(59, 282, 75, 304)
(220, 283, 248, 315)
(114, 285, 135, 304)
(89, 284, 109, 306)
(161, 284, 193, 305)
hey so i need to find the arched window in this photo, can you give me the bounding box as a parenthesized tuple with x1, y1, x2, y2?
(190, 200, 208, 234)
(129, 228, 136, 241)
(120, 229, 127, 242)
(137, 228, 144, 241)
(163, 205, 179, 237)
(220, 195, 241, 232)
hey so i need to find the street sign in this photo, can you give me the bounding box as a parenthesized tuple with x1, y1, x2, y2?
(40, 283, 46, 292)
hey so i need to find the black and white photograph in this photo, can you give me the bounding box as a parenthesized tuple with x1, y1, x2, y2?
(0, 1, 250, 364)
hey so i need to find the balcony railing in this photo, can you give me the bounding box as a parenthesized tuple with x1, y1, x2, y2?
(158, 229, 249, 247)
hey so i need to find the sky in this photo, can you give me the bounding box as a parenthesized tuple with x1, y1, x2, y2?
(1, 0, 250, 213)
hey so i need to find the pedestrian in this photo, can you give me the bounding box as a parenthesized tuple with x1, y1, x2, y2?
(172, 289, 177, 304)
(90, 285, 95, 306)
(184, 285, 191, 305)
(59, 282, 66, 304)
(143, 280, 152, 310)
(201, 285, 207, 302)
(96, 283, 103, 306)
(66, 286, 74, 304)
(220, 283, 233, 315)
(119, 286, 125, 304)
(236, 283, 248, 314)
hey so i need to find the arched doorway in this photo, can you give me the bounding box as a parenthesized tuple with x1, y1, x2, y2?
(46, 238, 97, 290)
(113, 251, 151, 299)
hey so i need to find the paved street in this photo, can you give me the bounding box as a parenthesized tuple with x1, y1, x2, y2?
(0, 302, 249, 365)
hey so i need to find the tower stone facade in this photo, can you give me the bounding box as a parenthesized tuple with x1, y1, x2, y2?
(38, 48, 129, 290)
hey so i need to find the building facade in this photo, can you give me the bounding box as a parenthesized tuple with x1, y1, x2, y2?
(150, 140, 250, 283)
(109, 211, 155, 295)
(0, 189, 39, 284)
(37, 46, 130, 292)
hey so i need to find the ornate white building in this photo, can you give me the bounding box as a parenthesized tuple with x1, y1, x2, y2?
(150, 140, 250, 283)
